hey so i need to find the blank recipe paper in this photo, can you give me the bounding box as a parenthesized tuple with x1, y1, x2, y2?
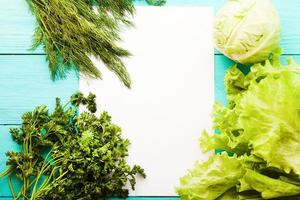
(80, 6, 214, 196)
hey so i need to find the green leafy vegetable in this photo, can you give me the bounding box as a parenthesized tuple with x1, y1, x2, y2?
(0, 105, 66, 199)
(0, 92, 145, 200)
(41, 109, 146, 199)
(25, 0, 166, 87)
(177, 56, 300, 199)
(177, 153, 244, 200)
(216, 187, 239, 200)
(213, 58, 300, 174)
(26, 0, 134, 87)
(146, 0, 166, 6)
(214, 0, 281, 64)
(240, 169, 300, 199)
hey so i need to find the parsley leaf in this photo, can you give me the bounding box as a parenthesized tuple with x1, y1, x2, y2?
(1, 92, 145, 200)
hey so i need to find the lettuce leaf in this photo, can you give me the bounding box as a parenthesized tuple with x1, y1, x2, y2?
(240, 169, 300, 199)
(239, 69, 300, 174)
(211, 58, 300, 175)
(216, 187, 239, 200)
(178, 56, 300, 199)
(176, 153, 244, 200)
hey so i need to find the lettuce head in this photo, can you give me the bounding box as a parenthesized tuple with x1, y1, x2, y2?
(177, 57, 300, 199)
(214, 0, 281, 64)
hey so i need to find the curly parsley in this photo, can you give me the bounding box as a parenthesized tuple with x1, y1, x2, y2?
(0, 92, 145, 200)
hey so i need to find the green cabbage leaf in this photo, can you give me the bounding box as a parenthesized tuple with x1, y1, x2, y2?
(214, 0, 281, 64)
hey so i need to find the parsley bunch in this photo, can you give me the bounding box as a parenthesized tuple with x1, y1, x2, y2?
(0, 92, 145, 200)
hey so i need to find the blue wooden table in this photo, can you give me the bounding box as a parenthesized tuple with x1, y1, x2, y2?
(0, 0, 300, 199)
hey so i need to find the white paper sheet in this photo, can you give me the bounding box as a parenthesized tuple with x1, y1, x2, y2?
(80, 6, 214, 196)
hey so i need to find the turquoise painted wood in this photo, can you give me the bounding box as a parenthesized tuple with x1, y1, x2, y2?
(0, 0, 300, 199)
(0, 126, 22, 197)
(214, 55, 235, 106)
(0, 54, 78, 196)
(1, 0, 300, 54)
(0, 54, 299, 197)
(111, 198, 179, 200)
(0, 55, 78, 124)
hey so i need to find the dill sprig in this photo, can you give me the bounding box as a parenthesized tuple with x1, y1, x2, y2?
(26, 0, 135, 87)
(146, 0, 166, 6)
(25, 0, 166, 87)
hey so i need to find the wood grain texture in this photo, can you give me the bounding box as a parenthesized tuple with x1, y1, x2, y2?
(1, 54, 299, 197)
(0, 55, 78, 124)
(0, 125, 22, 197)
(214, 55, 235, 105)
(0, 0, 300, 54)
(0, 122, 181, 197)
(111, 198, 179, 200)
(0, 198, 179, 200)
(0, 0, 300, 198)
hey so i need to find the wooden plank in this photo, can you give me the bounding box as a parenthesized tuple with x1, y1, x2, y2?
(1, 54, 299, 196)
(0, 0, 300, 198)
(0, 198, 178, 200)
(0, 126, 182, 197)
(0, 0, 42, 54)
(0, 55, 78, 124)
(0, 125, 21, 197)
(0, 122, 182, 197)
(0, 0, 300, 54)
(130, 198, 178, 199)
(1, 54, 300, 196)
(214, 55, 235, 105)
(0, 54, 298, 125)
(0, 198, 179, 200)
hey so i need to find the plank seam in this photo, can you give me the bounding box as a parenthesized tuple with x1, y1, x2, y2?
(1, 53, 300, 56)
(214, 53, 300, 56)
(0, 53, 45, 56)
(0, 196, 179, 198)
(0, 124, 21, 126)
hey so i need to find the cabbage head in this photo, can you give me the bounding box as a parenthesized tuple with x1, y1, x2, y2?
(214, 0, 281, 64)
